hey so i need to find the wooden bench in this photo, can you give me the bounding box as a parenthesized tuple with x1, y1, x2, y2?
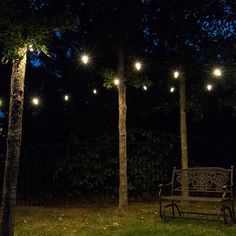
(159, 166, 235, 224)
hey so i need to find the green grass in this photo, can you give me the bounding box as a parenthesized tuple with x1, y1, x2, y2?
(13, 203, 236, 236)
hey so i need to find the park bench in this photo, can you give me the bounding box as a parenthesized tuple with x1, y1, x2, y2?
(159, 166, 235, 224)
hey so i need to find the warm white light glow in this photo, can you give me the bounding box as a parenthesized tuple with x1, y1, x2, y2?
(0, 99, 2, 107)
(81, 54, 89, 64)
(114, 78, 120, 86)
(170, 87, 175, 93)
(135, 61, 142, 71)
(64, 95, 69, 101)
(173, 71, 179, 79)
(32, 97, 39, 106)
(213, 68, 222, 77)
(143, 85, 148, 91)
(93, 89, 97, 94)
(28, 44, 34, 52)
(206, 84, 213, 91)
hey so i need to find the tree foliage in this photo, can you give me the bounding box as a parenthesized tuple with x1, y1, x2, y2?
(0, 0, 79, 63)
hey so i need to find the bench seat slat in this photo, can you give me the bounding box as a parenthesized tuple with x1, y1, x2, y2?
(161, 196, 230, 202)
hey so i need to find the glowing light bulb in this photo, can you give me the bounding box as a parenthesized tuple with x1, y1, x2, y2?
(143, 85, 148, 91)
(93, 89, 97, 94)
(114, 78, 120, 86)
(0, 99, 2, 107)
(173, 71, 179, 79)
(32, 97, 39, 106)
(135, 61, 142, 71)
(28, 44, 34, 52)
(64, 95, 69, 101)
(213, 68, 222, 77)
(81, 54, 89, 64)
(206, 84, 213, 91)
(170, 87, 175, 93)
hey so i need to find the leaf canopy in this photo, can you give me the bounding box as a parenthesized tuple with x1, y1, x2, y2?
(0, 0, 79, 63)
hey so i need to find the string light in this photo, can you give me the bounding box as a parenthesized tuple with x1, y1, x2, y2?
(1, 66, 224, 108)
(32, 97, 39, 106)
(28, 44, 34, 52)
(170, 87, 175, 93)
(206, 84, 213, 91)
(134, 61, 142, 71)
(213, 68, 222, 77)
(81, 54, 89, 64)
(173, 71, 179, 79)
(143, 85, 148, 91)
(64, 95, 69, 101)
(114, 78, 120, 86)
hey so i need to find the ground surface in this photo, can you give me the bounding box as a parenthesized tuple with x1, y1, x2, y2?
(14, 203, 236, 235)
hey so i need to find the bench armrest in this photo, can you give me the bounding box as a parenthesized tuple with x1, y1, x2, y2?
(159, 182, 172, 188)
(158, 182, 172, 199)
(222, 184, 234, 199)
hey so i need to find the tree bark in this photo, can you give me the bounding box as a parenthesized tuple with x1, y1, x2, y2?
(0, 48, 27, 236)
(179, 75, 189, 197)
(117, 48, 128, 213)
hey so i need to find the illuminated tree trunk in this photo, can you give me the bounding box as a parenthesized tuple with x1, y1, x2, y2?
(0, 48, 27, 236)
(117, 48, 128, 213)
(179, 75, 189, 197)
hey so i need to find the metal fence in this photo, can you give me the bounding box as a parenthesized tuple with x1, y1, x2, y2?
(14, 142, 175, 205)
(1, 135, 236, 205)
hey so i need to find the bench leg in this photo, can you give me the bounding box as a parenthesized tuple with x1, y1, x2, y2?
(163, 203, 175, 217)
(217, 205, 233, 225)
(171, 201, 175, 216)
(231, 200, 236, 223)
(159, 200, 165, 222)
(163, 202, 181, 218)
(225, 207, 234, 224)
(173, 203, 181, 216)
(220, 205, 233, 224)
(221, 208, 227, 224)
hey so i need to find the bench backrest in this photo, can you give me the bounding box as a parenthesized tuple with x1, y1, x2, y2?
(171, 166, 234, 198)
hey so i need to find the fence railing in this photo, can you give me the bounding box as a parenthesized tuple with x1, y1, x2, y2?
(1, 136, 236, 205)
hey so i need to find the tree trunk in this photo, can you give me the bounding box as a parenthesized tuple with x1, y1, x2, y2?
(179, 75, 189, 197)
(117, 48, 128, 213)
(0, 48, 27, 236)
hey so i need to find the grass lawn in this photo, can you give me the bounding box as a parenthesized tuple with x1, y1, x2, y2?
(14, 202, 236, 236)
